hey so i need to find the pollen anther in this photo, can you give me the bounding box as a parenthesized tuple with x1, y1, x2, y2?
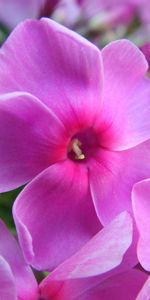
(68, 138, 85, 160)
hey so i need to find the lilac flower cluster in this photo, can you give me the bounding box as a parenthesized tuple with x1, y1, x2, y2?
(0, 1, 149, 300)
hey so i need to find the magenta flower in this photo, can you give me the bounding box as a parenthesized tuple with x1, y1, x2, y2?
(0, 19, 150, 269)
(0, 0, 59, 29)
(132, 178, 150, 272)
(0, 211, 147, 299)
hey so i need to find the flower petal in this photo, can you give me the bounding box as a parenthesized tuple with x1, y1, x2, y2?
(136, 276, 150, 300)
(40, 212, 135, 299)
(13, 160, 101, 270)
(41, 269, 147, 300)
(43, 211, 133, 280)
(89, 140, 150, 225)
(0, 18, 103, 131)
(77, 270, 147, 300)
(99, 40, 150, 150)
(0, 92, 67, 192)
(0, 220, 38, 300)
(132, 179, 150, 271)
(0, 256, 17, 300)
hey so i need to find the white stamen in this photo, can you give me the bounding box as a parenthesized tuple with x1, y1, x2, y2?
(69, 138, 85, 160)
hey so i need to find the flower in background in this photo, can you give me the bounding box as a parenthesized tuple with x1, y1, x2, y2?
(0, 0, 59, 29)
(53, 0, 135, 29)
(52, 0, 81, 28)
(136, 0, 150, 25)
(0, 211, 148, 300)
(79, 0, 135, 28)
(0, 19, 150, 269)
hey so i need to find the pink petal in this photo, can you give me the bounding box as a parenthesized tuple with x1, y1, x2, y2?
(132, 179, 150, 271)
(136, 276, 150, 300)
(0, 92, 67, 192)
(0, 256, 16, 300)
(40, 211, 134, 299)
(89, 140, 150, 225)
(0, 220, 38, 300)
(0, 18, 103, 132)
(78, 270, 147, 300)
(99, 40, 150, 150)
(41, 269, 147, 300)
(13, 160, 101, 270)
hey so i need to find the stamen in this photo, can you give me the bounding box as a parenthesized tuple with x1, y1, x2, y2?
(68, 138, 85, 160)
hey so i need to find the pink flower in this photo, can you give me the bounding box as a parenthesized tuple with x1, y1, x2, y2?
(0, 0, 59, 29)
(132, 178, 150, 272)
(0, 211, 147, 299)
(0, 19, 150, 269)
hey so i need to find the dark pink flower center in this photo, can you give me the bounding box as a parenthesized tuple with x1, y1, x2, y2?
(67, 128, 99, 162)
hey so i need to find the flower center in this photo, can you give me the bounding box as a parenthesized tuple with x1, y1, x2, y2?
(68, 138, 85, 160)
(67, 128, 99, 162)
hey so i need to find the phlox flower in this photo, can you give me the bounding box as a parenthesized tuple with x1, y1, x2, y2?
(0, 211, 147, 300)
(0, 19, 150, 269)
(0, 0, 59, 29)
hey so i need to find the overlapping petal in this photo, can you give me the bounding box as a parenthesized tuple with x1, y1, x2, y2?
(0, 92, 67, 192)
(89, 140, 150, 225)
(0, 18, 103, 132)
(0, 256, 17, 300)
(40, 211, 136, 299)
(75, 270, 147, 300)
(136, 276, 150, 300)
(0, 220, 38, 300)
(132, 178, 150, 271)
(98, 40, 150, 150)
(13, 159, 101, 270)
